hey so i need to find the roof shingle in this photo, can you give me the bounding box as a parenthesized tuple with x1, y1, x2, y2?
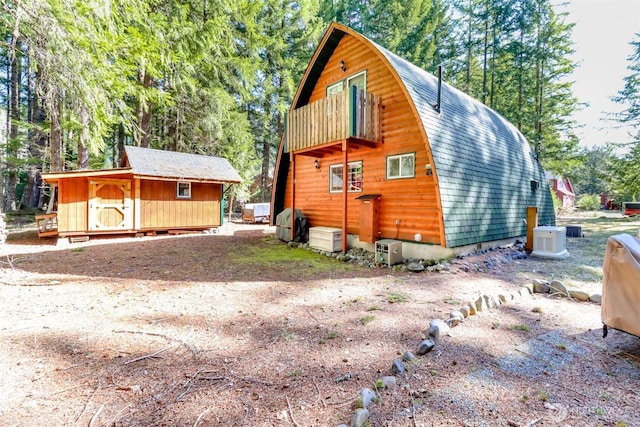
(124, 146, 241, 184)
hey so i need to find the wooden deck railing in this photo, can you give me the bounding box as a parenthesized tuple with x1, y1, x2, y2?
(35, 213, 58, 237)
(285, 88, 382, 153)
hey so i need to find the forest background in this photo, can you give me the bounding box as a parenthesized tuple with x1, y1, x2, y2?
(1, 0, 639, 213)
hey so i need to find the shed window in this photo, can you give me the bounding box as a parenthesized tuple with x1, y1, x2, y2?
(177, 182, 192, 198)
(387, 153, 415, 179)
(330, 161, 363, 193)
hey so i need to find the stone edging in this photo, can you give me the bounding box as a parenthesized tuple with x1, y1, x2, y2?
(337, 279, 601, 427)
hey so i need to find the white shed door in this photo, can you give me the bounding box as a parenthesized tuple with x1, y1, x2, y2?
(88, 179, 133, 231)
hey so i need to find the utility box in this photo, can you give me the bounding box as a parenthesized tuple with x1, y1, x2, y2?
(566, 225, 582, 238)
(356, 194, 381, 243)
(531, 226, 569, 259)
(375, 239, 403, 266)
(309, 227, 342, 252)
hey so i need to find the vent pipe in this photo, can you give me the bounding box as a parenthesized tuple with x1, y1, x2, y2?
(433, 65, 442, 113)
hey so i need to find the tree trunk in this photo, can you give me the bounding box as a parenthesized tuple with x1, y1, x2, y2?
(49, 94, 63, 172)
(136, 70, 153, 148)
(516, 22, 525, 131)
(465, 0, 472, 93)
(482, 20, 488, 104)
(77, 106, 90, 169)
(168, 107, 178, 152)
(227, 190, 234, 223)
(24, 56, 44, 209)
(261, 101, 272, 203)
(5, 34, 21, 212)
(117, 124, 125, 166)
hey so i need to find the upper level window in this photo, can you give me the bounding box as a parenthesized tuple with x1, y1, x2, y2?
(325, 70, 367, 97)
(330, 161, 363, 193)
(347, 70, 366, 92)
(177, 181, 192, 198)
(387, 153, 415, 179)
(327, 81, 343, 97)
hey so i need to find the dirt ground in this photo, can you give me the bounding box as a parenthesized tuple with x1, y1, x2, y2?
(1, 220, 639, 426)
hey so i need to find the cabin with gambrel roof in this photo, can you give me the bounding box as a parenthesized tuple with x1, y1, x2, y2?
(271, 22, 555, 259)
(39, 146, 241, 239)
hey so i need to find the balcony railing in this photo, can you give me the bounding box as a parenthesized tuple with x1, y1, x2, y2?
(285, 87, 382, 153)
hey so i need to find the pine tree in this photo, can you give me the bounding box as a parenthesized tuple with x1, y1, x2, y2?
(611, 32, 640, 200)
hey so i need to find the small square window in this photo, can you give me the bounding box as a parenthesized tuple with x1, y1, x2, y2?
(330, 161, 363, 193)
(177, 182, 191, 198)
(387, 153, 415, 179)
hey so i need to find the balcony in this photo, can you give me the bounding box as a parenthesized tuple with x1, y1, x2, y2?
(285, 87, 382, 155)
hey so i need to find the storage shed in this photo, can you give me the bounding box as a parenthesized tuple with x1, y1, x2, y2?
(271, 22, 555, 259)
(39, 146, 241, 238)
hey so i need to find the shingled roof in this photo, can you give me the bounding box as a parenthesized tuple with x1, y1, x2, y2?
(277, 23, 554, 248)
(123, 146, 241, 184)
(374, 43, 555, 247)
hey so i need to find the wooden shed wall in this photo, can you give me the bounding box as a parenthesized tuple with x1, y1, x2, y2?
(283, 34, 442, 244)
(57, 173, 132, 234)
(139, 180, 221, 229)
(57, 176, 89, 233)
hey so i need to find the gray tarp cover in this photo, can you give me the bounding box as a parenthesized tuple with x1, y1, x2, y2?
(275, 208, 304, 242)
(602, 234, 640, 336)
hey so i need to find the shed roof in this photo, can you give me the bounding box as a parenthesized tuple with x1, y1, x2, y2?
(123, 146, 241, 184)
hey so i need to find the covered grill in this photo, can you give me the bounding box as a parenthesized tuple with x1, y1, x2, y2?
(602, 234, 640, 337)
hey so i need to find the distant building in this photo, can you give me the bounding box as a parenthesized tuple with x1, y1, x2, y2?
(546, 172, 575, 208)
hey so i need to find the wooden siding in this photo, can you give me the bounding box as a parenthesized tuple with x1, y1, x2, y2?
(57, 177, 89, 233)
(54, 174, 222, 235)
(283, 34, 441, 244)
(139, 180, 221, 229)
(56, 173, 132, 234)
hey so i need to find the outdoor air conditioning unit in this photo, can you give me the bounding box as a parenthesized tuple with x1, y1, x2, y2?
(531, 226, 569, 259)
(375, 239, 403, 266)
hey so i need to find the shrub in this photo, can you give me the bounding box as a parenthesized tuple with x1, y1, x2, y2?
(576, 194, 600, 211)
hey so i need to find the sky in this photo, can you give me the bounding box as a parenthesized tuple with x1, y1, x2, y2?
(557, 0, 640, 148)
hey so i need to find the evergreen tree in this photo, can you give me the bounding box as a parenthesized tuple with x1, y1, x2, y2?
(243, 0, 322, 202)
(611, 32, 640, 200)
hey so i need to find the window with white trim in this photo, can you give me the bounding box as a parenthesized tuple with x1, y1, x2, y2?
(329, 161, 363, 193)
(387, 153, 415, 179)
(326, 81, 344, 97)
(347, 70, 366, 92)
(325, 70, 367, 97)
(177, 181, 192, 198)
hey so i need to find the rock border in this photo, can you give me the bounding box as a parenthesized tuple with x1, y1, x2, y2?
(336, 279, 601, 427)
(288, 240, 529, 274)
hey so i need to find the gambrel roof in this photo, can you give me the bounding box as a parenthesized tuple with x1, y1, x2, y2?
(275, 22, 554, 248)
(123, 146, 241, 184)
(376, 43, 554, 247)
